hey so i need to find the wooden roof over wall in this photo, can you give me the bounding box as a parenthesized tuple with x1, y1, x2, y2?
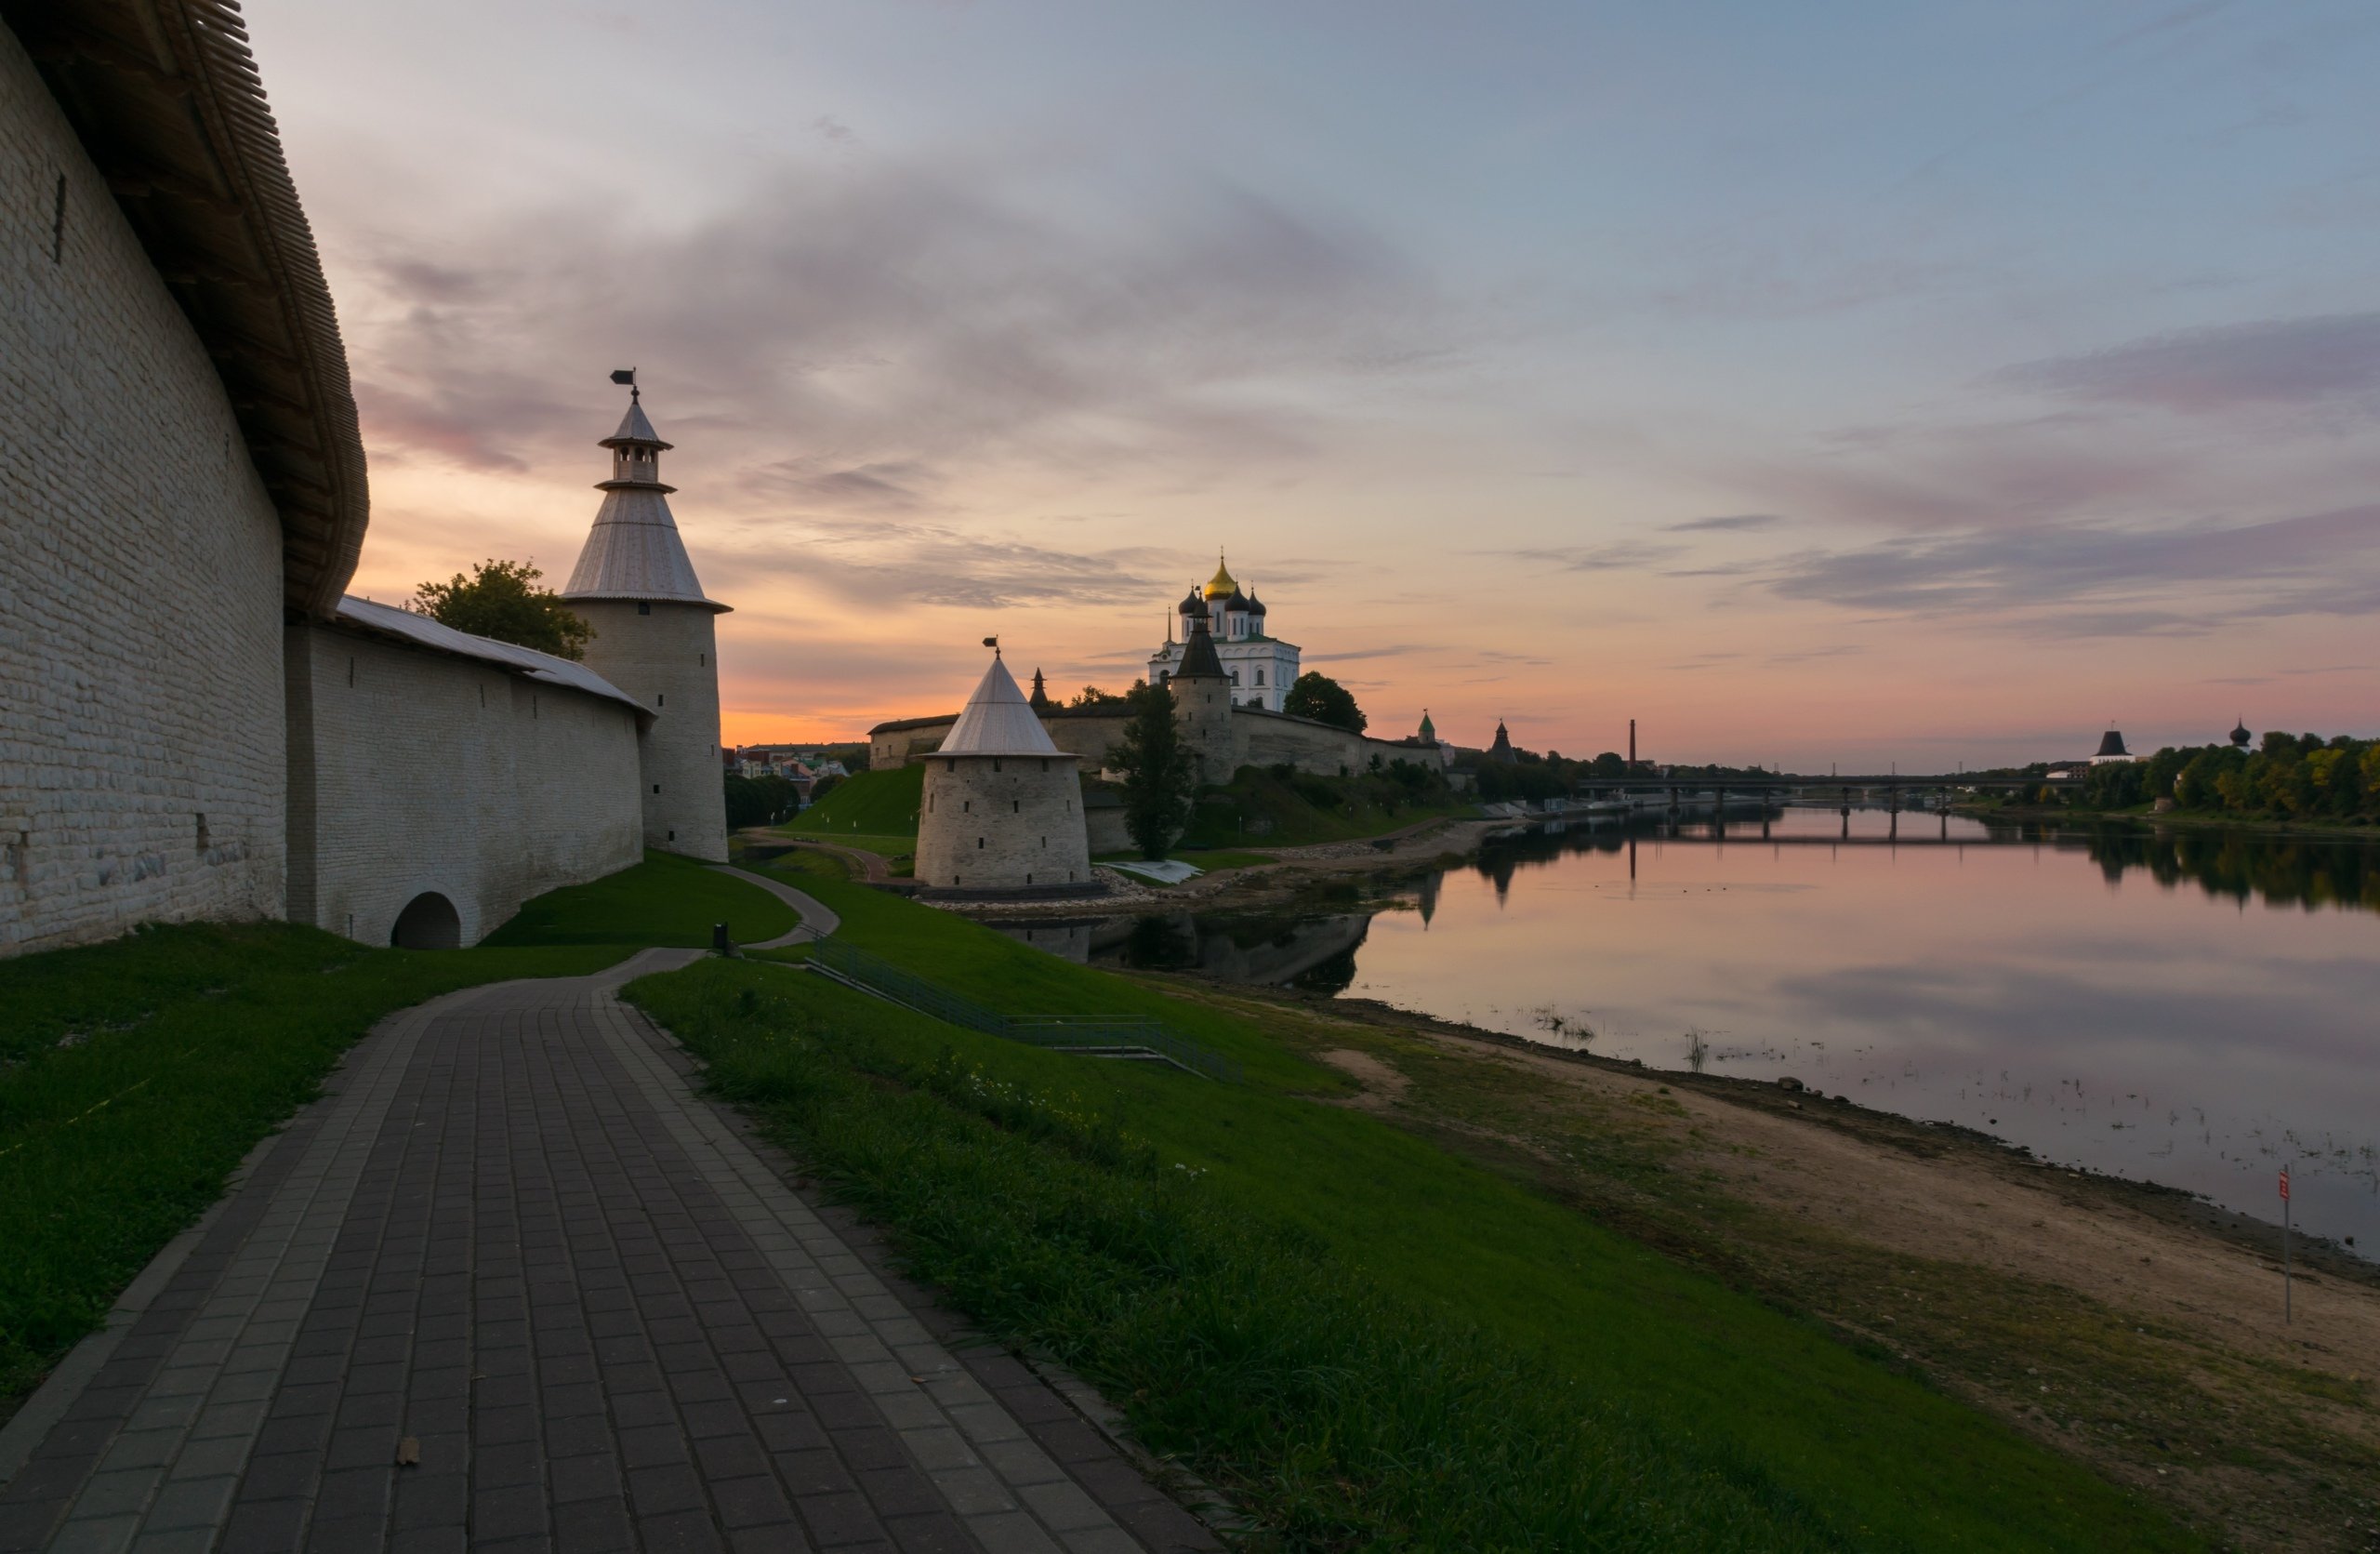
(4, 0, 367, 618)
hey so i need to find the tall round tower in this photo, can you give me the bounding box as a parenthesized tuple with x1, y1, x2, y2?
(915, 648, 1091, 894)
(1170, 610, 1237, 783)
(562, 381, 731, 860)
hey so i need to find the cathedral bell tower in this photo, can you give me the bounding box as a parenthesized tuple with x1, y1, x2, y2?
(562, 375, 732, 860)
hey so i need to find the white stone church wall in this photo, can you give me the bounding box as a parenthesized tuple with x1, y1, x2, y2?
(284, 624, 642, 947)
(1, 33, 288, 955)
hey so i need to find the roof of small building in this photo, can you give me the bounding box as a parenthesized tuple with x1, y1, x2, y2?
(333, 596, 645, 714)
(938, 655, 1072, 759)
(2094, 728, 2130, 758)
(16, 0, 371, 619)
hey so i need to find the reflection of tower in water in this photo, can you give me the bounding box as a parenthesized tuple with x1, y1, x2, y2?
(1418, 870, 1440, 927)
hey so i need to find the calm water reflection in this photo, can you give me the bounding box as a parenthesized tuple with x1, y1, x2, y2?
(1079, 808, 2380, 1251)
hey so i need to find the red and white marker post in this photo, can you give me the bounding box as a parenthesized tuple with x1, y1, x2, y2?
(2280, 1166, 2293, 1324)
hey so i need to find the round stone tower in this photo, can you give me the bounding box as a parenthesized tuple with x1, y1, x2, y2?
(1169, 610, 1237, 783)
(915, 649, 1091, 894)
(562, 381, 731, 860)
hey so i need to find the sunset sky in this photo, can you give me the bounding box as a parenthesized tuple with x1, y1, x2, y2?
(245, 0, 2380, 769)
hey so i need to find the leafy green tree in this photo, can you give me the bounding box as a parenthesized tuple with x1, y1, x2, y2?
(1282, 671, 1367, 733)
(1591, 751, 1626, 777)
(411, 559, 591, 659)
(1109, 680, 1195, 859)
(722, 774, 800, 828)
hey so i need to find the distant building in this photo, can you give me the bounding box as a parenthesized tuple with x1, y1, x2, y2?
(2229, 720, 2253, 749)
(1488, 721, 1517, 764)
(2089, 728, 2137, 765)
(1147, 555, 1300, 711)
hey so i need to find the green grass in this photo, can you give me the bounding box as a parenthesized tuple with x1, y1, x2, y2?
(1179, 765, 1476, 848)
(783, 765, 925, 839)
(0, 923, 625, 1401)
(482, 850, 799, 948)
(702, 873, 2194, 1551)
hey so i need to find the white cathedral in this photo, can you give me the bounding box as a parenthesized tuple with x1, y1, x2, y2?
(1146, 555, 1301, 711)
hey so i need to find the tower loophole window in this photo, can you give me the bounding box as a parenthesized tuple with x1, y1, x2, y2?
(638, 601, 652, 616)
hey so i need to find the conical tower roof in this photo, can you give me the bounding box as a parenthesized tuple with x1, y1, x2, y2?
(562, 389, 728, 612)
(1175, 613, 1226, 680)
(940, 653, 1068, 758)
(602, 395, 670, 448)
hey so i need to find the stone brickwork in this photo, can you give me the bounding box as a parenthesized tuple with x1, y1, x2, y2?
(0, 31, 288, 955)
(575, 600, 728, 861)
(915, 756, 1091, 891)
(284, 623, 643, 947)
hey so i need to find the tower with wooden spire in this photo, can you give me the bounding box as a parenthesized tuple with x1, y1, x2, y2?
(562, 375, 731, 860)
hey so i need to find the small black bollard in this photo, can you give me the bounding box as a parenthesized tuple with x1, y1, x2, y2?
(711, 923, 731, 955)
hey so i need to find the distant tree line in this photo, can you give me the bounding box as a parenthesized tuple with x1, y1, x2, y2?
(2080, 732, 2380, 821)
(723, 773, 802, 829)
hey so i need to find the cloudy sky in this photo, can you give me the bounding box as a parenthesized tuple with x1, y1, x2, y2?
(245, 0, 2380, 767)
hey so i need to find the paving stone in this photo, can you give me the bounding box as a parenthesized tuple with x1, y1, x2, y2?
(0, 960, 1210, 1553)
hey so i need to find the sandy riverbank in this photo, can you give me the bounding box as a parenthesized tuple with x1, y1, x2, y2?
(1171, 977, 2380, 1551)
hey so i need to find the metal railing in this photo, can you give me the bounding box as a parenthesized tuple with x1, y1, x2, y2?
(806, 938, 1241, 1083)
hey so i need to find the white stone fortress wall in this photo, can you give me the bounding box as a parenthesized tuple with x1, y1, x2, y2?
(0, 31, 287, 953)
(915, 754, 1091, 890)
(574, 599, 727, 860)
(284, 622, 643, 947)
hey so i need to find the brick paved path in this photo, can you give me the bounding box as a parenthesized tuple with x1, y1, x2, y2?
(0, 951, 1214, 1554)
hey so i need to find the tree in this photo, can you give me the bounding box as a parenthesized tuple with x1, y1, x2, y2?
(1282, 671, 1366, 733)
(1108, 680, 1195, 859)
(411, 559, 591, 659)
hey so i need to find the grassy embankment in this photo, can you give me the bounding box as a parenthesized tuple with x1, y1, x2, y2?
(0, 851, 790, 1407)
(779, 764, 924, 859)
(482, 847, 798, 946)
(783, 764, 1448, 871)
(639, 867, 2194, 1550)
(1173, 764, 1475, 849)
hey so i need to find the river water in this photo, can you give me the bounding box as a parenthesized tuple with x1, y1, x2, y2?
(1055, 807, 2380, 1254)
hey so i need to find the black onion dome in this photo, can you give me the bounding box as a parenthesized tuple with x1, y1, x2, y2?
(1223, 589, 1249, 608)
(2229, 721, 2252, 746)
(1246, 589, 1266, 615)
(1179, 585, 1208, 614)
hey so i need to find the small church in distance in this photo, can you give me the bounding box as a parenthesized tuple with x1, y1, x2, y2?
(873, 556, 1444, 796)
(1145, 556, 1299, 711)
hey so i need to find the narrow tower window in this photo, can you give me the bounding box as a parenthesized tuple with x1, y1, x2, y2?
(638, 601, 652, 616)
(50, 174, 66, 261)
(194, 814, 209, 855)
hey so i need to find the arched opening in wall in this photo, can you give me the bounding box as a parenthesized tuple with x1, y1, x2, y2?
(390, 893, 462, 950)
